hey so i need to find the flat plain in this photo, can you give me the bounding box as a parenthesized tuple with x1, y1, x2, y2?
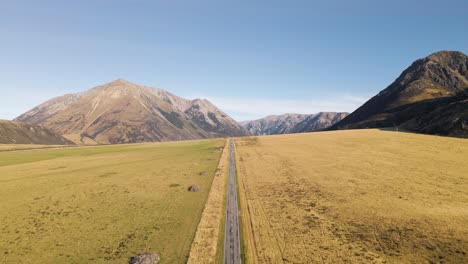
(235, 129, 468, 263)
(0, 139, 224, 264)
(0, 144, 67, 152)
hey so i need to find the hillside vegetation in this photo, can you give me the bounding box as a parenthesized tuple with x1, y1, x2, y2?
(235, 130, 468, 263)
(0, 120, 73, 145)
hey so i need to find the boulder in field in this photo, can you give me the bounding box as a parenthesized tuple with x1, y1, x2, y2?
(129, 252, 160, 264)
(187, 185, 200, 192)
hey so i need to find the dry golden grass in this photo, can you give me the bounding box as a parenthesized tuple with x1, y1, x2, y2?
(0, 144, 67, 151)
(0, 139, 224, 263)
(187, 139, 229, 264)
(235, 129, 468, 263)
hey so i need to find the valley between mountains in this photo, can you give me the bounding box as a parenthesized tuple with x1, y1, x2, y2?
(1, 50, 465, 146)
(0, 50, 467, 264)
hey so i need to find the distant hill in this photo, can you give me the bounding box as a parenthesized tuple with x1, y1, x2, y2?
(0, 120, 74, 145)
(291, 112, 349, 133)
(243, 112, 348, 135)
(243, 114, 309, 135)
(16, 79, 247, 144)
(330, 50, 468, 138)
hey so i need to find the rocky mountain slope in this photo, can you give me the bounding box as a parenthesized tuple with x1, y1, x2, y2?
(0, 120, 74, 145)
(243, 112, 348, 135)
(330, 51, 468, 138)
(16, 79, 247, 144)
(243, 114, 309, 135)
(292, 112, 349, 133)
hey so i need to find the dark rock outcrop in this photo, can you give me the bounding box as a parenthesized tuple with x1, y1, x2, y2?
(187, 185, 200, 192)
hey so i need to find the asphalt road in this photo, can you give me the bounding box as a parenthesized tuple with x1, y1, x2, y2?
(224, 138, 242, 264)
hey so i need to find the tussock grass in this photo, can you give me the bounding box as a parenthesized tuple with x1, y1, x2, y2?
(236, 129, 468, 263)
(0, 139, 224, 263)
(187, 139, 229, 263)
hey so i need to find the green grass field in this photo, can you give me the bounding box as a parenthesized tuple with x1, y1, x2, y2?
(0, 139, 224, 264)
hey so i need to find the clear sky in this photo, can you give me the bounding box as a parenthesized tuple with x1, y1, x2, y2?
(1, 0, 467, 121)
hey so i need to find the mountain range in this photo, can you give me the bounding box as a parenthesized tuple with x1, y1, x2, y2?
(243, 112, 348, 135)
(16, 79, 247, 144)
(330, 50, 468, 138)
(9, 50, 468, 144)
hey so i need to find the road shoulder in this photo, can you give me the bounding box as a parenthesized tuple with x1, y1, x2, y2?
(187, 138, 230, 264)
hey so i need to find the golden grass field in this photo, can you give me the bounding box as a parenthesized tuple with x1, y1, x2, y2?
(235, 129, 468, 264)
(0, 144, 67, 152)
(0, 139, 224, 264)
(187, 139, 229, 264)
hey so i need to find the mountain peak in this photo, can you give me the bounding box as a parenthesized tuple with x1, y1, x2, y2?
(243, 112, 348, 135)
(191, 98, 211, 104)
(107, 79, 133, 86)
(425, 50, 467, 63)
(16, 80, 248, 144)
(330, 50, 468, 137)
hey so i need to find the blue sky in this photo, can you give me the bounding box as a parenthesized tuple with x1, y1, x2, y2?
(1, 0, 467, 121)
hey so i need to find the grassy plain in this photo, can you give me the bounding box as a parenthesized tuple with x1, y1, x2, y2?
(235, 129, 468, 263)
(0, 139, 224, 264)
(0, 144, 67, 152)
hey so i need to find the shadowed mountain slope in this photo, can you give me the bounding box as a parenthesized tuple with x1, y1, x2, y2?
(292, 112, 349, 133)
(330, 51, 468, 138)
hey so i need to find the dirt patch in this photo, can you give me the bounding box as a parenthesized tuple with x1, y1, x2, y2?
(99, 172, 117, 178)
(49, 166, 67, 170)
(199, 171, 208, 176)
(129, 252, 160, 264)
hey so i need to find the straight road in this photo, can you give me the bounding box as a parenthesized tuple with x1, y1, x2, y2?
(224, 138, 241, 264)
